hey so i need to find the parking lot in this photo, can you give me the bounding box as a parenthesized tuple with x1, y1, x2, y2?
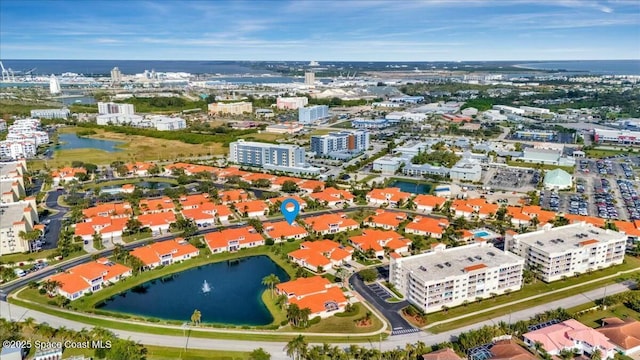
(367, 283, 392, 300)
(617, 179, 640, 220)
(483, 167, 540, 192)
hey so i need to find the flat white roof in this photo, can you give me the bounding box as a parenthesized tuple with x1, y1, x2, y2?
(513, 222, 626, 254)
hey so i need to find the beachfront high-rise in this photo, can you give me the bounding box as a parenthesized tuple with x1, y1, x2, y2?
(305, 72, 315, 86)
(110, 67, 122, 86)
(228, 140, 320, 175)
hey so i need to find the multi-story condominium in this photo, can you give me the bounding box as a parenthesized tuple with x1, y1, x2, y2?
(228, 140, 320, 175)
(276, 97, 308, 110)
(0, 119, 49, 159)
(304, 72, 315, 86)
(97, 102, 135, 115)
(593, 129, 640, 145)
(310, 130, 370, 156)
(0, 160, 27, 203)
(506, 222, 627, 282)
(0, 200, 39, 255)
(0, 140, 38, 159)
(30, 108, 70, 119)
(208, 101, 252, 115)
(390, 242, 524, 313)
(299, 105, 329, 124)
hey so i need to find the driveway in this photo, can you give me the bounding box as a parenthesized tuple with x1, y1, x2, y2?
(349, 268, 419, 336)
(40, 190, 69, 251)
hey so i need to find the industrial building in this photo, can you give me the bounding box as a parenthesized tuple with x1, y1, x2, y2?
(506, 222, 626, 282)
(390, 242, 524, 313)
(593, 129, 640, 145)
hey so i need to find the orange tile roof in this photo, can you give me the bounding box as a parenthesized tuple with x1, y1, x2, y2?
(273, 176, 304, 186)
(365, 210, 407, 228)
(413, 194, 446, 208)
(421, 348, 462, 360)
(276, 276, 331, 296)
(309, 187, 354, 204)
(178, 194, 211, 208)
(564, 214, 606, 227)
(266, 195, 307, 208)
(137, 212, 176, 227)
(464, 263, 487, 272)
(597, 318, 640, 351)
(290, 286, 347, 314)
(350, 229, 408, 252)
(52, 167, 86, 179)
(405, 216, 447, 235)
(205, 226, 263, 249)
(236, 200, 269, 214)
(125, 161, 156, 172)
(49, 272, 89, 294)
(219, 189, 250, 203)
(367, 187, 410, 202)
(299, 180, 325, 191)
(82, 202, 132, 218)
(130, 239, 198, 265)
(288, 248, 332, 268)
(139, 197, 175, 213)
(71, 261, 131, 282)
(303, 213, 358, 233)
(613, 220, 640, 237)
(243, 172, 277, 182)
(74, 216, 126, 237)
(580, 239, 599, 246)
(264, 221, 308, 239)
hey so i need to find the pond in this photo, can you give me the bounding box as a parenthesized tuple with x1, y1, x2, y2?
(57, 133, 123, 152)
(388, 179, 433, 194)
(96, 255, 290, 325)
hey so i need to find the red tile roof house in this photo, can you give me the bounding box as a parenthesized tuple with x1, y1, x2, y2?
(137, 211, 176, 235)
(303, 213, 359, 236)
(82, 202, 132, 218)
(266, 195, 308, 211)
(309, 187, 354, 207)
(219, 189, 250, 204)
(404, 216, 450, 239)
(49, 258, 131, 300)
(507, 206, 532, 227)
(74, 216, 128, 242)
(275, 276, 349, 318)
(130, 238, 199, 270)
(124, 161, 157, 177)
(597, 317, 640, 356)
(366, 187, 411, 207)
(264, 221, 309, 242)
(181, 203, 233, 226)
(421, 348, 462, 360)
(362, 210, 407, 230)
(139, 196, 176, 214)
(288, 240, 353, 272)
(523, 319, 617, 359)
(350, 229, 410, 258)
(51, 167, 87, 185)
(204, 226, 264, 254)
(414, 194, 447, 213)
(451, 200, 475, 219)
(299, 180, 325, 193)
(235, 200, 269, 218)
(272, 176, 305, 191)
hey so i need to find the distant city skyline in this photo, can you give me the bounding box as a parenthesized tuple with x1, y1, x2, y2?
(1, 0, 639, 61)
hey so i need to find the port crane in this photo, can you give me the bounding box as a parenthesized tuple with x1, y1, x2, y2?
(0, 61, 15, 82)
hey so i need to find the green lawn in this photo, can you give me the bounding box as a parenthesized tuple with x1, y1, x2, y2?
(585, 148, 640, 159)
(330, 121, 353, 129)
(358, 174, 379, 184)
(146, 346, 250, 360)
(425, 256, 640, 332)
(572, 302, 640, 328)
(279, 303, 383, 334)
(122, 230, 153, 243)
(0, 249, 86, 266)
(507, 160, 575, 173)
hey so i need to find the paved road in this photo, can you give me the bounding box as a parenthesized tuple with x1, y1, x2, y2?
(348, 267, 417, 337)
(1, 281, 635, 359)
(41, 190, 69, 251)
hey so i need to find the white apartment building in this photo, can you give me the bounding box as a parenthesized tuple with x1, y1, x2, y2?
(30, 108, 70, 119)
(0, 200, 39, 255)
(208, 101, 252, 115)
(276, 97, 308, 110)
(97, 102, 135, 115)
(148, 116, 187, 131)
(228, 140, 320, 175)
(506, 222, 627, 282)
(299, 105, 329, 124)
(390, 242, 524, 313)
(0, 119, 49, 159)
(0, 160, 27, 203)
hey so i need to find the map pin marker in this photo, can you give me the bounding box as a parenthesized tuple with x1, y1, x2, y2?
(281, 198, 300, 225)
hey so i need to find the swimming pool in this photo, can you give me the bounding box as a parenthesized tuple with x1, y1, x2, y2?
(474, 231, 490, 238)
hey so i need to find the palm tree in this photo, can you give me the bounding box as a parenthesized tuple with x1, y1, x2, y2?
(42, 279, 62, 297)
(275, 294, 288, 310)
(262, 273, 281, 298)
(191, 309, 202, 326)
(284, 335, 308, 360)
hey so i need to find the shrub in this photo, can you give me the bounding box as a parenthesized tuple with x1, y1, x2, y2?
(280, 320, 289, 326)
(265, 238, 275, 246)
(309, 316, 321, 325)
(38, 288, 47, 295)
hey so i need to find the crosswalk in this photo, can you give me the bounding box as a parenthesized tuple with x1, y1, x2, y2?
(391, 328, 421, 336)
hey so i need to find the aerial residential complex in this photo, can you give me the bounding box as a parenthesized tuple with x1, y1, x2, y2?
(506, 222, 627, 282)
(0, 118, 50, 159)
(310, 130, 370, 158)
(97, 102, 135, 115)
(389, 242, 525, 313)
(276, 96, 308, 110)
(30, 108, 70, 119)
(208, 101, 253, 115)
(228, 139, 320, 175)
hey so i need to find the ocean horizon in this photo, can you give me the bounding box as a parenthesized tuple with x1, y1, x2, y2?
(1, 59, 638, 76)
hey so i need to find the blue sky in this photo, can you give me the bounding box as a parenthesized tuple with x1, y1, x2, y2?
(1, 0, 639, 61)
